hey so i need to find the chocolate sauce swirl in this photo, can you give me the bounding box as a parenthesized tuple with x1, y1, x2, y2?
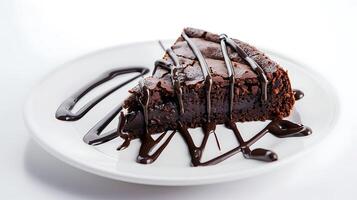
(57, 67, 150, 145)
(82, 104, 122, 145)
(56, 67, 149, 121)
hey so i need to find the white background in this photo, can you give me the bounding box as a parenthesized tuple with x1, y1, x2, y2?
(1, 0, 357, 199)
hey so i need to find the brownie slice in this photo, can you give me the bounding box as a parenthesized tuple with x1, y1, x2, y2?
(122, 27, 295, 135)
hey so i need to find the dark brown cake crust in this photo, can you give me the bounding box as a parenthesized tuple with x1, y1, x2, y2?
(123, 28, 295, 135)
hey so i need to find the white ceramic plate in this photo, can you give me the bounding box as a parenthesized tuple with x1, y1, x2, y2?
(24, 41, 339, 186)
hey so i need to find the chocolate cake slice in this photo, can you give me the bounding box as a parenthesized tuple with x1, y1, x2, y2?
(56, 27, 311, 166)
(122, 27, 295, 136)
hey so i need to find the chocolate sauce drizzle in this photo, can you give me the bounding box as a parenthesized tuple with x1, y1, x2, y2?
(293, 89, 304, 101)
(56, 33, 312, 167)
(56, 67, 149, 121)
(158, 41, 185, 115)
(139, 79, 150, 133)
(222, 36, 268, 101)
(181, 32, 220, 148)
(153, 59, 171, 74)
(182, 31, 213, 122)
(55, 67, 149, 145)
(179, 119, 311, 166)
(137, 130, 176, 164)
(219, 34, 236, 119)
(82, 104, 122, 145)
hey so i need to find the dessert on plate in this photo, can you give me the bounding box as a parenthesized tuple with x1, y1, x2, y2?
(56, 28, 311, 167)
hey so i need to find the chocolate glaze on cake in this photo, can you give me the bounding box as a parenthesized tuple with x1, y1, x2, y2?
(55, 28, 312, 166)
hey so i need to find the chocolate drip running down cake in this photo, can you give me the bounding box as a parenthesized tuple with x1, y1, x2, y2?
(56, 27, 312, 166)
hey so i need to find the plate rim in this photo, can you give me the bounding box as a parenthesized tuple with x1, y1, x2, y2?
(23, 40, 341, 186)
